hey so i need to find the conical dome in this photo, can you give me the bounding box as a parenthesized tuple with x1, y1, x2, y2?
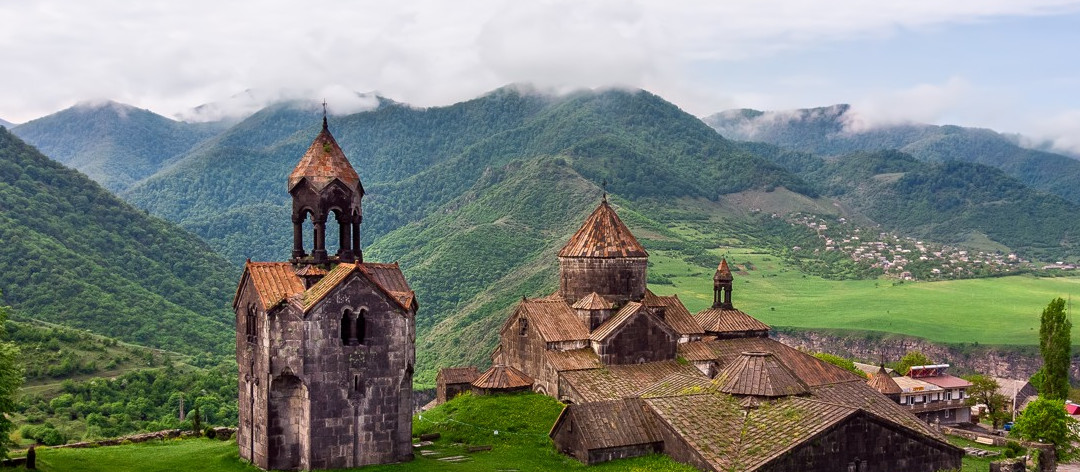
(714, 259, 733, 282)
(288, 119, 360, 192)
(867, 365, 902, 395)
(558, 199, 647, 258)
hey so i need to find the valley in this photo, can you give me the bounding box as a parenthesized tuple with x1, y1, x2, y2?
(3, 86, 1080, 453)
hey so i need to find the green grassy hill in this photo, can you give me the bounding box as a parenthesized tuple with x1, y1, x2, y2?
(11, 102, 224, 192)
(0, 128, 235, 355)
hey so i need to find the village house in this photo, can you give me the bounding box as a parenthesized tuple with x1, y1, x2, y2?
(441, 198, 963, 471)
(234, 116, 416, 470)
(870, 364, 972, 425)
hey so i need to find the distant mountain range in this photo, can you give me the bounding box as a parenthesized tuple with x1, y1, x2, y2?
(13, 86, 1080, 381)
(705, 104, 1080, 205)
(11, 101, 226, 192)
(0, 127, 235, 355)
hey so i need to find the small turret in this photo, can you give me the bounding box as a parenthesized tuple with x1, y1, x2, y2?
(713, 259, 734, 309)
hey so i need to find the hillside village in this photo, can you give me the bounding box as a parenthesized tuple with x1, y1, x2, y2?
(783, 213, 1033, 280)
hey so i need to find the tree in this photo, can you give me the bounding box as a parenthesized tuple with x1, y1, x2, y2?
(0, 301, 25, 459)
(963, 374, 1009, 429)
(1011, 397, 1079, 462)
(1037, 297, 1072, 400)
(812, 352, 866, 378)
(896, 350, 932, 376)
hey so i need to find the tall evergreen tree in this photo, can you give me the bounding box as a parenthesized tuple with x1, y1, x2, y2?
(1038, 297, 1072, 400)
(0, 299, 25, 459)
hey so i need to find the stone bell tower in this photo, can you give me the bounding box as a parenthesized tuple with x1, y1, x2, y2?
(235, 113, 416, 470)
(289, 114, 364, 264)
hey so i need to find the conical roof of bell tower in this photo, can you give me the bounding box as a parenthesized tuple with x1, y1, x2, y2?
(558, 198, 648, 258)
(288, 117, 361, 192)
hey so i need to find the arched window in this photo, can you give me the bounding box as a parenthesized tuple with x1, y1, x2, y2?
(341, 309, 352, 345)
(246, 305, 257, 344)
(518, 317, 528, 336)
(357, 309, 367, 344)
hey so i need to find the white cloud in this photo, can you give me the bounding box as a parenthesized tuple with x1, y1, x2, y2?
(1023, 110, 1080, 156)
(1, 0, 1080, 124)
(844, 77, 977, 132)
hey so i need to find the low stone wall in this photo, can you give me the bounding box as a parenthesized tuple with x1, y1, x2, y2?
(50, 427, 237, 449)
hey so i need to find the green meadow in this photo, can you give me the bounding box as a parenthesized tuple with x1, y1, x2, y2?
(16, 393, 693, 472)
(649, 247, 1080, 347)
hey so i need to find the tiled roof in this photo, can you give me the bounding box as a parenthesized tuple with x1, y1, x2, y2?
(643, 290, 704, 336)
(919, 374, 973, 390)
(288, 123, 361, 192)
(241, 262, 306, 311)
(714, 259, 733, 282)
(545, 348, 603, 372)
(472, 364, 533, 390)
(696, 307, 770, 334)
(707, 337, 860, 387)
(559, 360, 701, 403)
(511, 297, 590, 343)
(645, 393, 857, 472)
(590, 302, 649, 341)
(637, 373, 719, 398)
(677, 341, 717, 362)
(714, 351, 809, 397)
(810, 381, 945, 440)
(571, 292, 614, 310)
(854, 362, 895, 376)
(437, 367, 480, 385)
(867, 365, 903, 395)
(557, 199, 648, 258)
(300, 262, 416, 313)
(550, 398, 663, 450)
(294, 265, 328, 277)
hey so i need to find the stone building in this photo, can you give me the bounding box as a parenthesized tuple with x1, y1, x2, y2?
(435, 367, 479, 404)
(490, 197, 962, 471)
(234, 117, 416, 470)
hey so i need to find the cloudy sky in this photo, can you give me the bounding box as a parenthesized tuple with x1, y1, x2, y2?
(2, 0, 1080, 150)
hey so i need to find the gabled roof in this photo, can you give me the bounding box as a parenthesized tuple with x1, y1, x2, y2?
(294, 264, 328, 277)
(571, 292, 613, 310)
(637, 373, 719, 398)
(437, 366, 480, 385)
(867, 365, 903, 395)
(237, 262, 306, 311)
(645, 393, 861, 472)
(545, 348, 603, 372)
(696, 306, 770, 334)
(300, 262, 416, 313)
(559, 360, 701, 403)
(288, 121, 361, 192)
(918, 374, 973, 390)
(677, 340, 717, 362)
(550, 398, 663, 450)
(707, 337, 861, 387)
(471, 364, 533, 390)
(558, 199, 648, 258)
(714, 351, 809, 397)
(506, 297, 590, 343)
(590, 302, 647, 341)
(643, 290, 704, 336)
(237, 261, 415, 314)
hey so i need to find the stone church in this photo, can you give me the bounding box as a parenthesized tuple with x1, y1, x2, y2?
(233, 116, 416, 470)
(488, 197, 963, 472)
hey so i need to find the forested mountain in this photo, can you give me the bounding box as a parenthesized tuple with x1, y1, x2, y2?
(705, 104, 1080, 204)
(761, 149, 1080, 261)
(0, 118, 13, 129)
(0, 127, 236, 355)
(18, 86, 1080, 381)
(11, 102, 225, 192)
(122, 87, 807, 265)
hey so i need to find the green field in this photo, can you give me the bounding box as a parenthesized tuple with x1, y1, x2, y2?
(649, 247, 1080, 347)
(15, 393, 693, 472)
